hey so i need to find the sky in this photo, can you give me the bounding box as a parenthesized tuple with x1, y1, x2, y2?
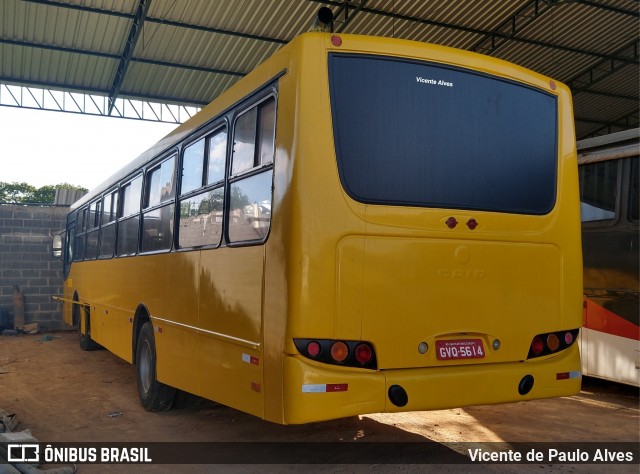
(0, 106, 177, 190)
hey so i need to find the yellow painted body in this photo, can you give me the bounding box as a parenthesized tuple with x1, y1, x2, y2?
(63, 33, 582, 424)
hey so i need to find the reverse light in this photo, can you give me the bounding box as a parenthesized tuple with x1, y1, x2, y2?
(527, 329, 579, 359)
(293, 338, 377, 370)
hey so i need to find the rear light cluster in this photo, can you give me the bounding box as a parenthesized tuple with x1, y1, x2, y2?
(527, 329, 579, 359)
(293, 339, 377, 370)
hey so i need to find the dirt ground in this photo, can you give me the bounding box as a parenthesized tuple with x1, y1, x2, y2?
(0, 332, 638, 473)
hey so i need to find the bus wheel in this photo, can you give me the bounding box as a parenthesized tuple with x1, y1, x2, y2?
(75, 302, 100, 351)
(136, 322, 176, 411)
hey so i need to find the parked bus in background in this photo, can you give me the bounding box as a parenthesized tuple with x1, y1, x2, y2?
(55, 30, 583, 424)
(578, 129, 639, 387)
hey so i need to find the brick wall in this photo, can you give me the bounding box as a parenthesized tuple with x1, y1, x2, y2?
(0, 204, 71, 331)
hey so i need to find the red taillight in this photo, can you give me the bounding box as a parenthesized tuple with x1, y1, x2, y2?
(354, 343, 373, 365)
(307, 341, 321, 357)
(531, 336, 544, 355)
(330, 341, 349, 362)
(527, 329, 579, 360)
(293, 339, 377, 369)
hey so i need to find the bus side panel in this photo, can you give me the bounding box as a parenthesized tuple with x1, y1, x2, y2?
(73, 262, 115, 351)
(197, 246, 265, 418)
(144, 252, 200, 394)
(197, 336, 263, 417)
(152, 321, 200, 394)
(103, 258, 139, 361)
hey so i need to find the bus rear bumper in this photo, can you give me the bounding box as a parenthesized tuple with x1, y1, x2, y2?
(281, 344, 581, 424)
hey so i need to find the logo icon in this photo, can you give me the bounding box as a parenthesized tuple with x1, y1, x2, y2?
(7, 444, 40, 463)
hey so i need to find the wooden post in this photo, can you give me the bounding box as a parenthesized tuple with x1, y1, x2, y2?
(12, 286, 25, 330)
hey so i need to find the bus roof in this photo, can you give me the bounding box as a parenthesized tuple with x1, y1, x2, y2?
(71, 31, 566, 210)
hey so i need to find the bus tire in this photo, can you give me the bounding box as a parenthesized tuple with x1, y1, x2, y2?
(136, 322, 176, 411)
(75, 302, 101, 351)
(173, 389, 203, 409)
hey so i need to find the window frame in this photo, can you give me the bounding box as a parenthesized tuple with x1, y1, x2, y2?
(84, 199, 102, 260)
(579, 159, 623, 229)
(177, 121, 229, 251)
(98, 187, 119, 259)
(180, 121, 229, 198)
(141, 152, 177, 254)
(116, 173, 143, 257)
(226, 93, 277, 247)
(73, 207, 87, 262)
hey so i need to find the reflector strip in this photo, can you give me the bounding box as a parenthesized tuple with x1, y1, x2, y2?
(241, 354, 260, 366)
(556, 371, 580, 380)
(302, 383, 348, 393)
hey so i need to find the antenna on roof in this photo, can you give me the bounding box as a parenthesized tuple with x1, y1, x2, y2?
(311, 7, 334, 32)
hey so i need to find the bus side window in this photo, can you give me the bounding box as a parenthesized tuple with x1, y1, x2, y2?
(66, 226, 75, 265)
(85, 200, 101, 260)
(179, 127, 227, 249)
(181, 139, 205, 195)
(579, 160, 618, 223)
(228, 97, 275, 243)
(117, 176, 142, 256)
(630, 157, 638, 222)
(142, 156, 176, 253)
(73, 208, 87, 261)
(99, 189, 118, 258)
(207, 129, 227, 185)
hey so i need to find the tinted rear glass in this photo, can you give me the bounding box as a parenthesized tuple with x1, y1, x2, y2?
(329, 54, 558, 214)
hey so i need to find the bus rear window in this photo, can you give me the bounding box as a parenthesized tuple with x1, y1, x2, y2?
(329, 54, 558, 215)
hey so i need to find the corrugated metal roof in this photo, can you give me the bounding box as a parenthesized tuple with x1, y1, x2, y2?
(1, 0, 638, 138)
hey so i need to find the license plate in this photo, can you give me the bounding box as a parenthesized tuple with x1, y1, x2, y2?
(436, 339, 485, 360)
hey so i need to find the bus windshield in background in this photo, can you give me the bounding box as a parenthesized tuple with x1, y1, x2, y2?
(329, 54, 558, 215)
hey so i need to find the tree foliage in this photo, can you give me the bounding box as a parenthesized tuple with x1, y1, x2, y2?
(0, 182, 88, 204)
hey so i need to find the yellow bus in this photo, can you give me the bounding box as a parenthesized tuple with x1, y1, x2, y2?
(57, 31, 583, 424)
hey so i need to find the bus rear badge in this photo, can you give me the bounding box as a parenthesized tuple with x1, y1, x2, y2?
(436, 269, 486, 279)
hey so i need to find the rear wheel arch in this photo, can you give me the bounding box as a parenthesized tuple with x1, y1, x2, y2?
(135, 320, 176, 411)
(132, 304, 151, 365)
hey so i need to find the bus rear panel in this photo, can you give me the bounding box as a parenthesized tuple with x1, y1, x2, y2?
(278, 34, 582, 423)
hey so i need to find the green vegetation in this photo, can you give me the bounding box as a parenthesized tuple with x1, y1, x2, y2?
(0, 182, 88, 204)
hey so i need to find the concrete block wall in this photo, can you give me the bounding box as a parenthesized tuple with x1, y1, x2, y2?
(0, 204, 71, 331)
